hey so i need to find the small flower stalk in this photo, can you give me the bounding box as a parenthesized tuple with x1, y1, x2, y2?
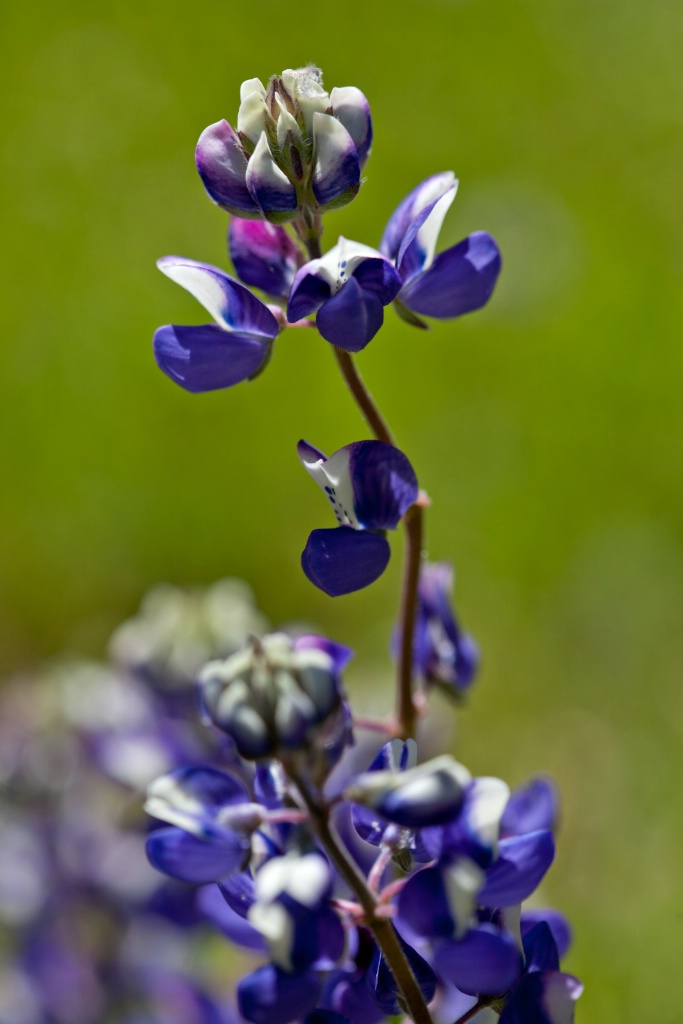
(138, 61, 582, 1024)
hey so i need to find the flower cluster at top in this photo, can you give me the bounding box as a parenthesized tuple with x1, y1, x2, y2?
(143, 64, 582, 1024)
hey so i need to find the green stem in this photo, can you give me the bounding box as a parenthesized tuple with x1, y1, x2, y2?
(290, 771, 434, 1024)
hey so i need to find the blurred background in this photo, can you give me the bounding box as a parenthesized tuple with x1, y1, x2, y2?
(1, 0, 682, 1020)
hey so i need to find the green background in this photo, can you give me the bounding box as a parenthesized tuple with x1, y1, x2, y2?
(2, 0, 682, 1019)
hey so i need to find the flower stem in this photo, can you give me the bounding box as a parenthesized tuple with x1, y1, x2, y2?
(290, 771, 434, 1024)
(332, 348, 395, 445)
(396, 503, 423, 740)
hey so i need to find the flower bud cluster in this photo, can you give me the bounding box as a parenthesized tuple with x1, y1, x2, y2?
(197, 66, 371, 223)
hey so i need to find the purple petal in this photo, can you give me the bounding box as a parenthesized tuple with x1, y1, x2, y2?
(330, 86, 373, 167)
(237, 966, 321, 1024)
(301, 527, 391, 597)
(433, 925, 523, 996)
(312, 113, 361, 209)
(304, 1013, 349, 1024)
(229, 219, 302, 298)
(196, 120, 260, 215)
(352, 257, 402, 306)
(145, 765, 249, 838)
(347, 441, 418, 529)
(369, 929, 436, 1014)
(316, 277, 384, 352)
(146, 826, 247, 883)
(323, 973, 385, 1024)
(154, 324, 271, 393)
(157, 256, 280, 337)
(501, 778, 560, 839)
(246, 133, 298, 222)
(480, 831, 556, 908)
(373, 762, 468, 828)
(522, 921, 560, 974)
(218, 871, 257, 917)
(287, 267, 332, 322)
(499, 972, 583, 1024)
(380, 172, 456, 262)
(398, 232, 502, 319)
(197, 883, 267, 951)
(521, 910, 572, 960)
(398, 865, 456, 938)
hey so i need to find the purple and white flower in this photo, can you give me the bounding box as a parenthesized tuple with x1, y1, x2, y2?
(287, 238, 402, 350)
(196, 67, 372, 223)
(153, 256, 280, 393)
(298, 439, 418, 596)
(229, 219, 304, 299)
(380, 171, 502, 326)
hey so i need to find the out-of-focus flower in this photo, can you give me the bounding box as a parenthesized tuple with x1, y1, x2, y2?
(396, 562, 479, 698)
(298, 440, 418, 596)
(380, 171, 501, 327)
(153, 256, 280, 393)
(287, 238, 401, 350)
(196, 67, 372, 222)
(198, 633, 351, 767)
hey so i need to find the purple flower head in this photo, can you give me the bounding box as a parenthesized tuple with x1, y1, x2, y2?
(144, 766, 262, 883)
(298, 439, 418, 596)
(380, 171, 502, 326)
(153, 257, 279, 393)
(346, 754, 471, 829)
(196, 67, 371, 223)
(248, 853, 344, 973)
(198, 633, 349, 771)
(287, 238, 401, 351)
(229, 219, 304, 299)
(397, 561, 479, 697)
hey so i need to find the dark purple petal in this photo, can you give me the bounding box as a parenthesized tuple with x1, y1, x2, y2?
(429, 776, 510, 869)
(369, 929, 436, 1014)
(330, 86, 373, 167)
(398, 866, 456, 938)
(395, 185, 458, 283)
(521, 910, 572, 960)
(351, 257, 402, 305)
(316, 277, 385, 352)
(407, 562, 479, 693)
(323, 972, 385, 1024)
(153, 324, 271, 393)
(312, 113, 361, 208)
(197, 883, 267, 951)
(499, 972, 583, 1024)
(480, 831, 555, 908)
(237, 966, 321, 1024)
(287, 268, 332, 322)
(304, 1012, 349, 1024)
(196, 120, 260, 215)
(522, 921, 560, 974)
(145, 765, 251, 840)
(351, 800, 387, 847)
(374, 764, 467, 828)
(218, 871, 257, 917)
(146, 826, 247, 883)
(501, 778, 560, 839)
(229, 219, 302, 298)
(301, 527, 391, 597)
(433, 925, 523, 996)
(347, 441, 418, 530)
(398, 232, 502, 319)
(380, 172, 456, 262)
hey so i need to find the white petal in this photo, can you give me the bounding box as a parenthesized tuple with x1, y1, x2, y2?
(240, 77, 266, 102)
(156, 257, 234, 331)
(444, 857, 485, 938)
(298, 443, 360, 528)
(237, 92, 268, 144)
(412, 184, 458, 271)
(248, 901, 294, 971)
(466, 777, 510, 856)
(275, 95, 303, 150)
(245, 132, 297, 210)
(282, 66, 330, 133)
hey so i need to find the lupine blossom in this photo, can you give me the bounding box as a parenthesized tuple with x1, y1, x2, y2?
(380, 171, 502, 327)
(298, 439, 418, 596)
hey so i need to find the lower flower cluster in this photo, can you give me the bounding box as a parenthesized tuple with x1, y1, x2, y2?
(144, 626, 582, 1024)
